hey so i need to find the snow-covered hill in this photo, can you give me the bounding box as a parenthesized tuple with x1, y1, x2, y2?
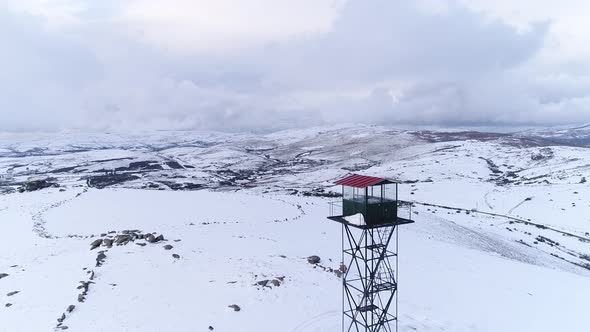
(1, 125, 590, 331)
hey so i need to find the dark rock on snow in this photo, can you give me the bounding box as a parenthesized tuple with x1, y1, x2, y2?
(77, 281, 90, 293)
(115, 235, 130, 245)
(256, 280, 269, 287)
(89, 239, 103, 250)
(228, 304, 241, 312)
(96, 252, 107, 267)
(339, 264, 348, 273)
(307, 255, 321, 264)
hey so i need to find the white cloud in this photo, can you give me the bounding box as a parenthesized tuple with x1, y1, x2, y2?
(120, 0, 343, 55)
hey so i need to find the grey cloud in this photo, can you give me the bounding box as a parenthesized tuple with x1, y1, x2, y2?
(268, 1, 548, 88)
(0, 10, 100, 131)
(1, 1, 589, 132)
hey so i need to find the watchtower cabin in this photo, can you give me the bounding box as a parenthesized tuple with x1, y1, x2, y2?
(327, 174, 413, 332)
(328, 174, 412, 228)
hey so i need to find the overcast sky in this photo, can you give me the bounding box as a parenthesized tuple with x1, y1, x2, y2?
(2, 0, 590, 132)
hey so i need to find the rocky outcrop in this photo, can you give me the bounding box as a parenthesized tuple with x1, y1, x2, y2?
(86, 173, 140, 189)
(254, 276, 285, 290)
(17, 179, 59, 192)
(88, 230, 168, 250)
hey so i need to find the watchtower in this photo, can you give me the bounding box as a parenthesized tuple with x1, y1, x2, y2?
(328, 174, 413, 332)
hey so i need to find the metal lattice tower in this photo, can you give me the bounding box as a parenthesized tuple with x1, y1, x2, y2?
(341, 223, 400, 331)
(328, 174, 413, 332)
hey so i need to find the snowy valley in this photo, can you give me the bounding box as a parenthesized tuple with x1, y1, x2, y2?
(1, 125, 590, 332)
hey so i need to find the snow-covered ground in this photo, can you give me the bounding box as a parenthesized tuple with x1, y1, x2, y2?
(1, 124, 590, 331)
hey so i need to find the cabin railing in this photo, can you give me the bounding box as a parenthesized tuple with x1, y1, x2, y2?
(328, 201, 343, 217)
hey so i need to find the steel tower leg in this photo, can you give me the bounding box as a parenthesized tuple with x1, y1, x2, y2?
(342, 224, 399, 332)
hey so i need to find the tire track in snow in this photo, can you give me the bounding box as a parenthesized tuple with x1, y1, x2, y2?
(290, 310, 340, 332)
(409, 200, 590, 242)
(32, 188, 88, 239)
(409, 200, 590, 273)
(483, 190, 495, 210)
(261, 195, 306, 223)
(508, 197, 533, 215)
(412, 210, 544, 266)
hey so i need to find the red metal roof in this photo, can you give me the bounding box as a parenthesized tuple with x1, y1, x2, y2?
(335, 174, 390, 188)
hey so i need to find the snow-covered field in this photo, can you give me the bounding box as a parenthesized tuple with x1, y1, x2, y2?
(1, 125, 590, 331)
